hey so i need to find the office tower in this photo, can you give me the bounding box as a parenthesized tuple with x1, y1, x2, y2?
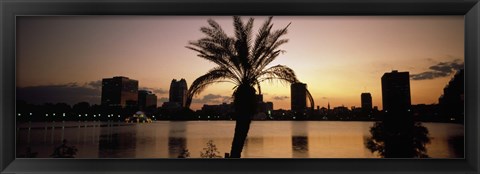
(291, 82, 307, 116)
(381, 70, 411, 114)
(169, 78, 188, 107)
(138, 90, 158, 110)
(101, 76, 138, 107)
(381, 70, 414, 158)
(361, 93, 373, 111)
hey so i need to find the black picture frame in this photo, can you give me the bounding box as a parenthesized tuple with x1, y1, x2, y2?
(1, 0, 479, 173)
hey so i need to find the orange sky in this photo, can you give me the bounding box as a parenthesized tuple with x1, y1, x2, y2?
(16, 16, 464, 110)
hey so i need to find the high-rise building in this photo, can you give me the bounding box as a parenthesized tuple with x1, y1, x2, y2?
(169, 78, 188, 108)
(291, 82, 307, 116)
(361, 93, 373, 111)
(138, 90, 157, 110)
(101, 76, 138, 107)
(381, 70, 411, 113)
(381, 70, 414, 158)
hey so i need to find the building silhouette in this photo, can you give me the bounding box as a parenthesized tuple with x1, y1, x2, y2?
(168, 79, 188, 108)
(381, 70, 414, 158)
(438, 69, 464, 122)
(381, 70, 411, 114)
(101, 76, 138, 107)
(361, 93, 372, 110)
(361, 93, 373, 114)
(138, 90, 157, 110)
(291, 82, 307, 118)
(201, 102, 234, 119)
(254, 94, 274, 120)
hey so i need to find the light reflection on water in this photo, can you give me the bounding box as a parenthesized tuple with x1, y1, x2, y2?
(16, 121, 464, 158)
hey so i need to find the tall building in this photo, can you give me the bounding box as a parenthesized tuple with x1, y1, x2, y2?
(381, 70, 414, 158)
(381, 70, 411, 114)
(291, 82, 307, 116)
(169, 78, 188, 108)
(138, 90, 157, 110)
(361, 93, 373, 111)
(101, 76, 139, 107)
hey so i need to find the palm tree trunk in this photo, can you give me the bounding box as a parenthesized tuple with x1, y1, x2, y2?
(229, 116, 252, 158)
(229, 84, 256, 158)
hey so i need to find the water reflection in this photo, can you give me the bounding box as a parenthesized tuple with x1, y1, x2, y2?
(168, 122, 187, 158)
(291, 122, 309, 158)
(16, 121, 463, 158)
(365, 121, 431, 158)
(98, 122, 136, 158)
(448, 136, 464, 158)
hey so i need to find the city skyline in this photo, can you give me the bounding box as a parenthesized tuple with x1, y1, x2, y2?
(16, 16, 464, 110)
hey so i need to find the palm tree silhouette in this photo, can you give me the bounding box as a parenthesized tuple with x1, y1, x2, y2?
(186, 16, 303, 158)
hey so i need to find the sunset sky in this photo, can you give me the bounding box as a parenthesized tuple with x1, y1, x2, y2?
(16, 16, 464, 110)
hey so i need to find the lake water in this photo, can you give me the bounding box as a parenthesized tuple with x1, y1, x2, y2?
(16, 121, 464, 158)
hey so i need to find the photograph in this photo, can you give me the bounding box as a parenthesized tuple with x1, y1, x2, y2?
(15, 15, 465, 159)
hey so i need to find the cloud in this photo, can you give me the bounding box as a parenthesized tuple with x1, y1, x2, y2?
(17, 83, 101, 105)
(84, 80, 102, 89)
(410, 59, 464, 80)
(193, 94, 232, 104)
(272, 96, 289, 100)
(140, 87, 168, 94)
(321, 97, 328, 99)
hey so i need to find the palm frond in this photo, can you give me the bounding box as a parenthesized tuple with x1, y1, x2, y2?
(257, 64, 299, 84)
(252, 23, 291, 73)
(233, 16, 255, 80)
(186, 16, 304, 110)
(186, 67, 240, 107)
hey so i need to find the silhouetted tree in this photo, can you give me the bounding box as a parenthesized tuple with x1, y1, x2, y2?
(186, 16, 305, 158)
(365, 121, 431, 158)
(200, 140, 222, 158)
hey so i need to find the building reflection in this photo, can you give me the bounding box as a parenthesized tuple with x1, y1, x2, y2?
(243, 136, 264, 158)
(291, 122, 309, 158)
(365, 70, 431, 158)
(168, 122, 187, 158)
(98, 122, 136, 158)
(365, 121, 431, 158)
